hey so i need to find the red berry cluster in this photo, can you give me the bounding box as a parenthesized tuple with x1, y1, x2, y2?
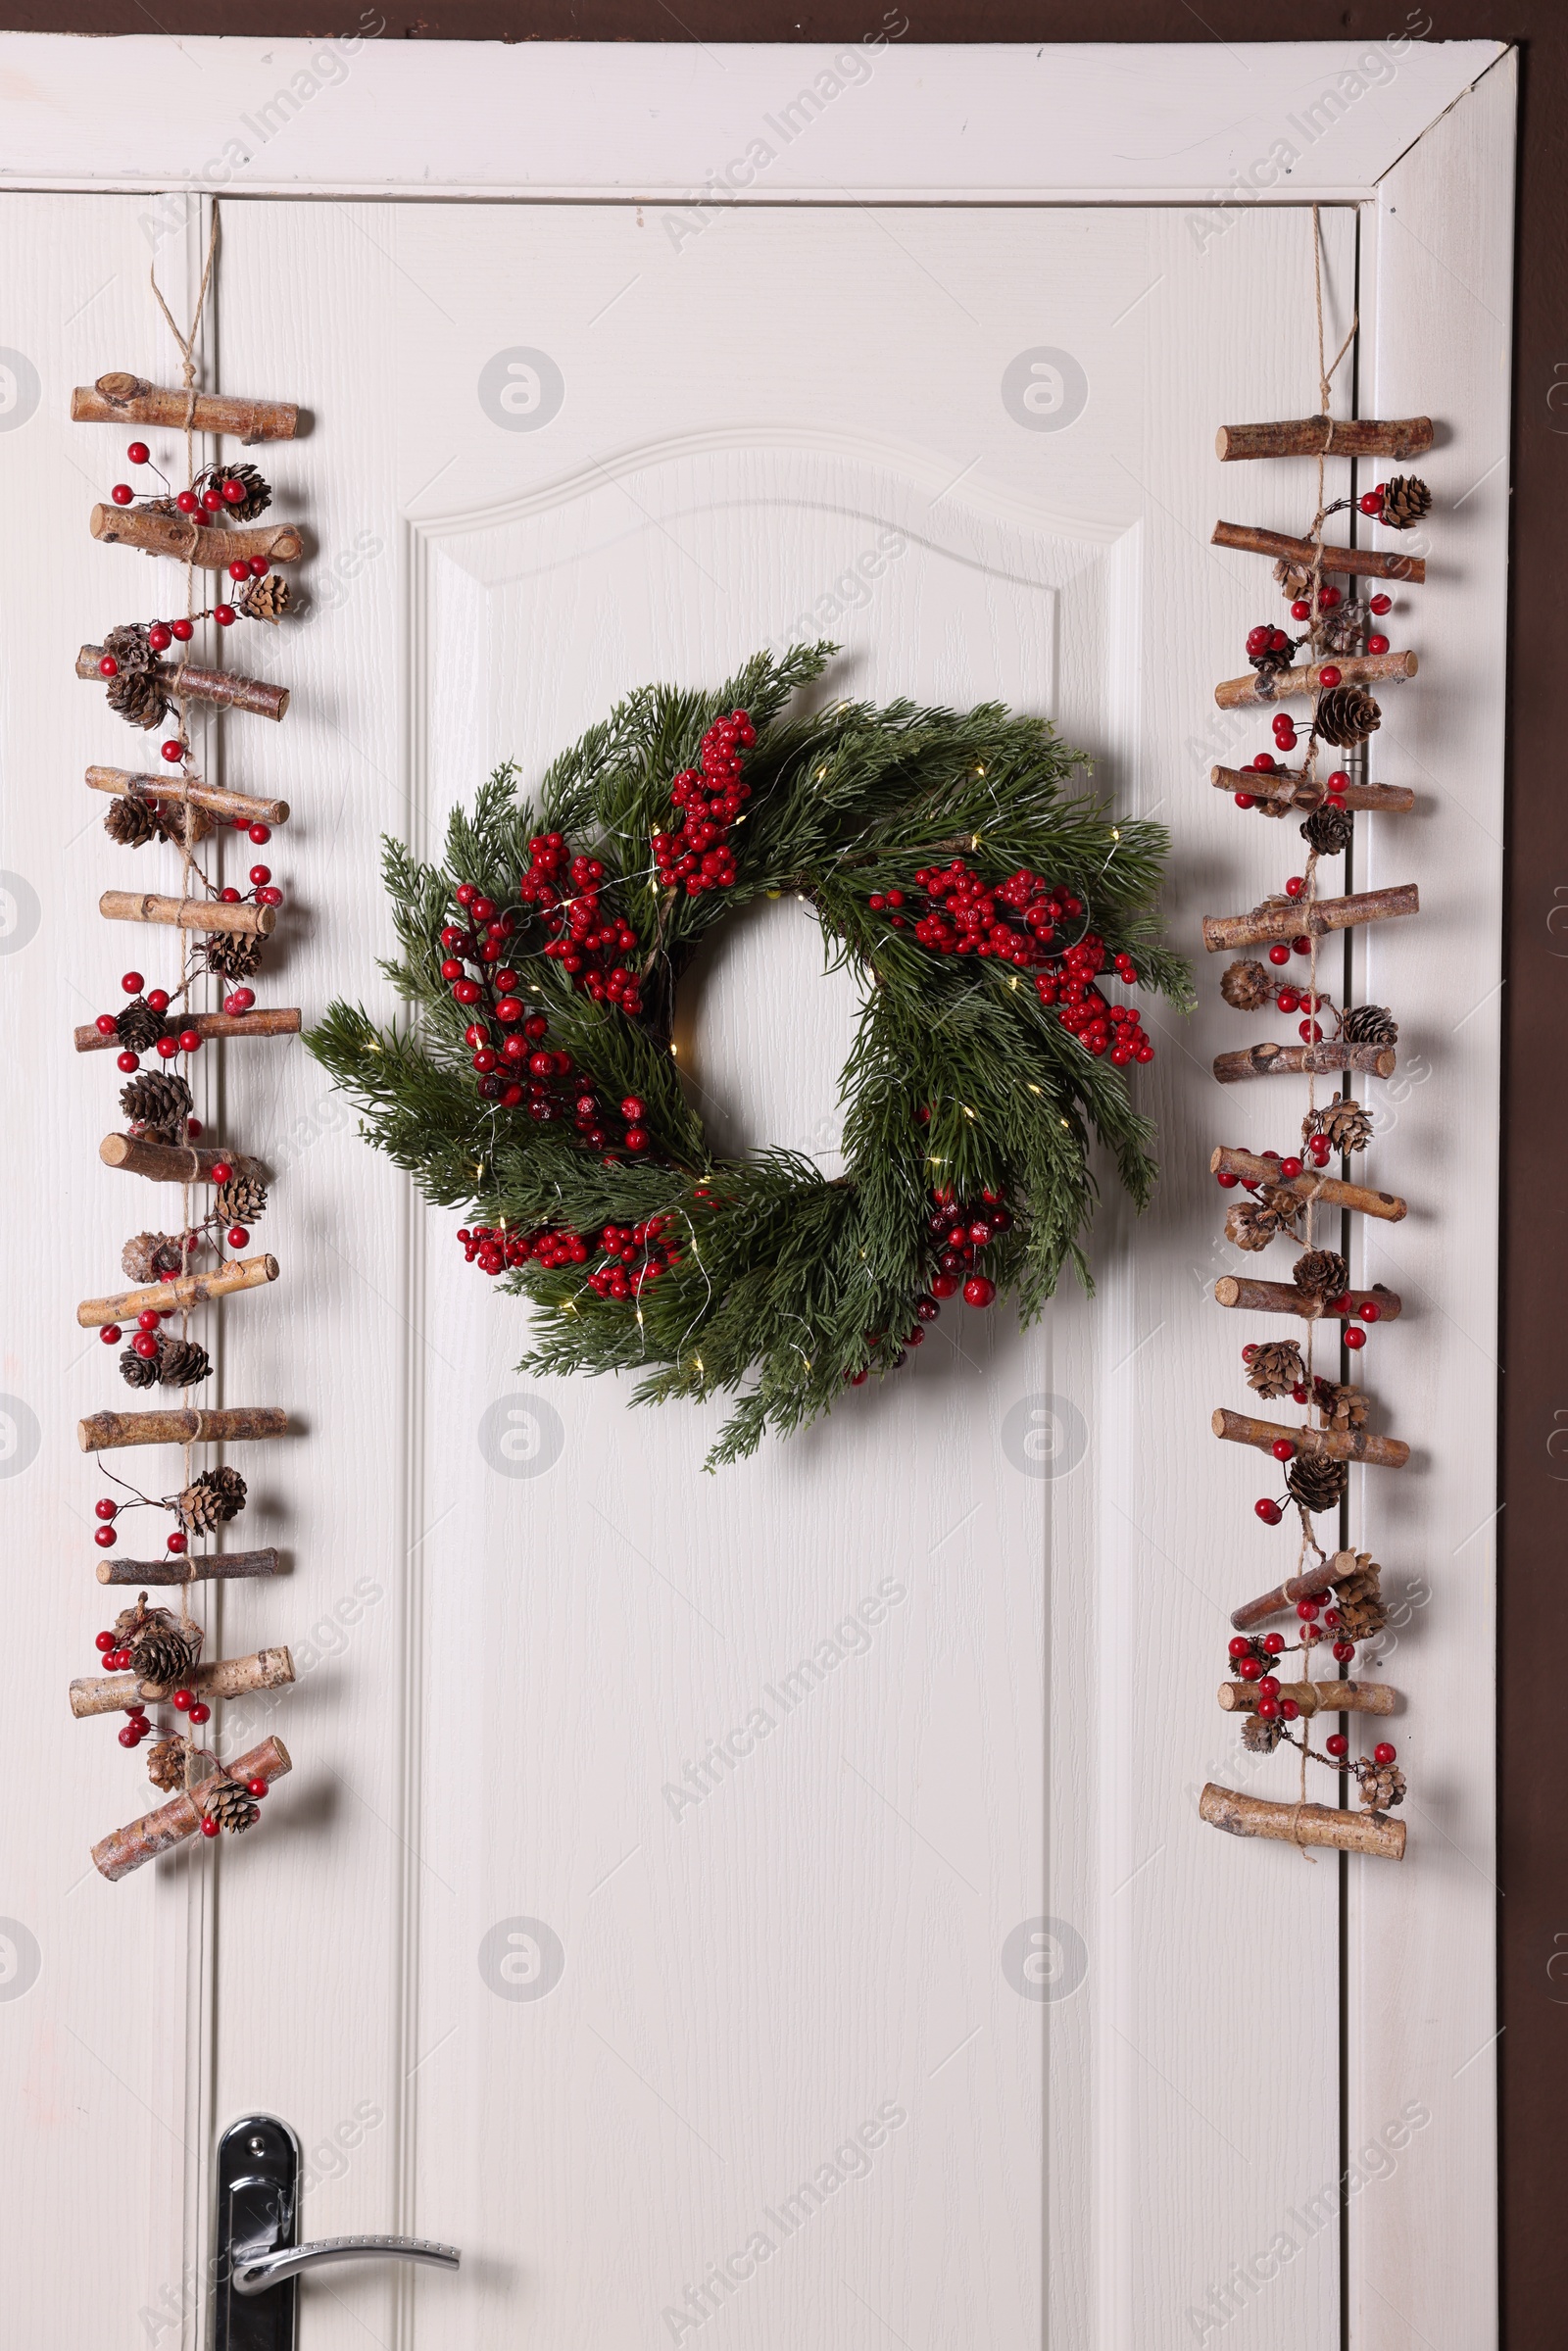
(924, 1188, 1010, 1306)
(901, 858, 1072, 964)
(111, 450, 256, 515)
(457, 1213, 683, 1300)
(1041, 935, 1154, 1064)
(459, 1223, 586, 1273)
(651, 708, 756, 896)
(884, 860, 1154, 1064)
(585, 1217, 683, 1300)
(1226, 1633, 1305, 1725)
(514, 838, 644, 1013)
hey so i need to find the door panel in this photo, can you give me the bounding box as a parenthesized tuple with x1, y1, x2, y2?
(0, 131, 1503, 2349)
(206, 199, 1355, 2349)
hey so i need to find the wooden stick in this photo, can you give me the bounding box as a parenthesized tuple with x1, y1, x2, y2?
(76, 1252, 278, 1330)
(1211, 763, 1415, 815)
(1216, 1678, 1397, 1718)
(99, 889, 276, 939)
(1211, 1405, 1409, 1469)
(74, 1007, 299, 1054)
(77, 646, 289, 723)
(1213, 1276, 1401, 1322)
(72, 373, 299, 444)
(1203, 884, 1418, 953)
(1210, 1147, 1405, 1221)
(100, 1133, 265, 1185)
(1215, 649, 1417, 710)
(86, 766, 290, 826)
(1214, 1041, 1397, 1085)
(97, 1547, 281, 1586)
(89, 505, 303, 567)
(78, 1406, 287, 1452)
(1200, 1782, 1405, 1860)
(1215, 416, 1434, 463)
(92, 1736, 293, 1882)
(71, 1646, 295, 1719)
(1230, 1549, 1359, 1633)
(1211, 520, 1426, 586)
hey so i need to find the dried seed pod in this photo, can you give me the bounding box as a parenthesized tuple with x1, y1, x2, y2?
(1246, 1339, 1305, 1399)
(1226, 1196, 1300, 1252)
(120, 1230, 185, 1285)
(146, 1734, 190, 1792)
(1304, 1098, 1374, 1155)
(1220, 958, 1275, 1011)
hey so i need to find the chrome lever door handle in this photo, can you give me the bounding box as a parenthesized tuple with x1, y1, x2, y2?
(232, 2234, 462, 2295)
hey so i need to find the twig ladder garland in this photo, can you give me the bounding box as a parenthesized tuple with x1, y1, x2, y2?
(71, 204, 304, 1877)
(1200, 210, 1434, 1863)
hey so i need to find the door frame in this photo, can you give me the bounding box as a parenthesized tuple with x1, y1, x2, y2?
(0, 30, 1518, 2346)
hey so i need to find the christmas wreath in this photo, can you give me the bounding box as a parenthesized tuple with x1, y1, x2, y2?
(309, 645, 1187, 1465)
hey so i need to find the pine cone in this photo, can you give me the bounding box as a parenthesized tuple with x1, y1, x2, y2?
(120, 1070, 193, 1143)
(104, 794, 166, 849)
(1314, 686, 1381, 749)
(121, 1230, 184, 1284)
(1287, 1451, 1348, 1515)
(202, 1776, 261, 1836)
(1221, 958, 1275, 1012)
(1305, 1098, 1374, 1155)
(242, 572, 291, 623)
(107, 664, 172, 731)
(156, 1337, 212, 1390)
(116, 999, 172, 1054)
(112, 1595, 201, 1688)
(1376, 475, 1431, 531)
(1274, 556, 1314, 600)
(211, 463, 271, 522)
(1340, 1004, 1398, 1047)
(176, 1465, 247, 1534)
(102, 621, 155, 670)
(215, 1174, 268, 1225)
(146, 1735, 190, 1793)
(132, 1622, 202, 1687)
(1242, 1715, 1284, 1753)
(1247, 1339, 1305, 1399)
(1333, 1554, 1391, 1642)
(1318, 603, 1368, 657)
(120, 1345, 159, 1389)
(1312, 1377, 1369, 1431)
(1226, 1197, 1299, 1252)
(1356, 1759, 1406, 1812)
(1300, 803, 1353, 857)
(1293, 1248, 1348, 1302)
(196, 932, 266, 982)
(1250, 648, 1295, 692)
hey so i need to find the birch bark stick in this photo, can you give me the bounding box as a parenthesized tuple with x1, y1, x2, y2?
(1200, 1782, 1406, 1860)
(91, 1737, 293, 1881)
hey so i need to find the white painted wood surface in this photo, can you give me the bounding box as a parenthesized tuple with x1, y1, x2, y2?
(0, 32, 1505, 203)
(0, 42, 1511, 2351)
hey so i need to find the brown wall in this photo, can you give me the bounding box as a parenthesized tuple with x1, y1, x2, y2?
(8, 2, 1558, 2335)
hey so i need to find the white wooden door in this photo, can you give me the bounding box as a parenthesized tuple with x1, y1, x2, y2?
(0, 35, 1512, 2351)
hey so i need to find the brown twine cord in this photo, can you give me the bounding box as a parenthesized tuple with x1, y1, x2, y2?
(1285, 209, 1357, 1856)
(150, 205, 220, 1793)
